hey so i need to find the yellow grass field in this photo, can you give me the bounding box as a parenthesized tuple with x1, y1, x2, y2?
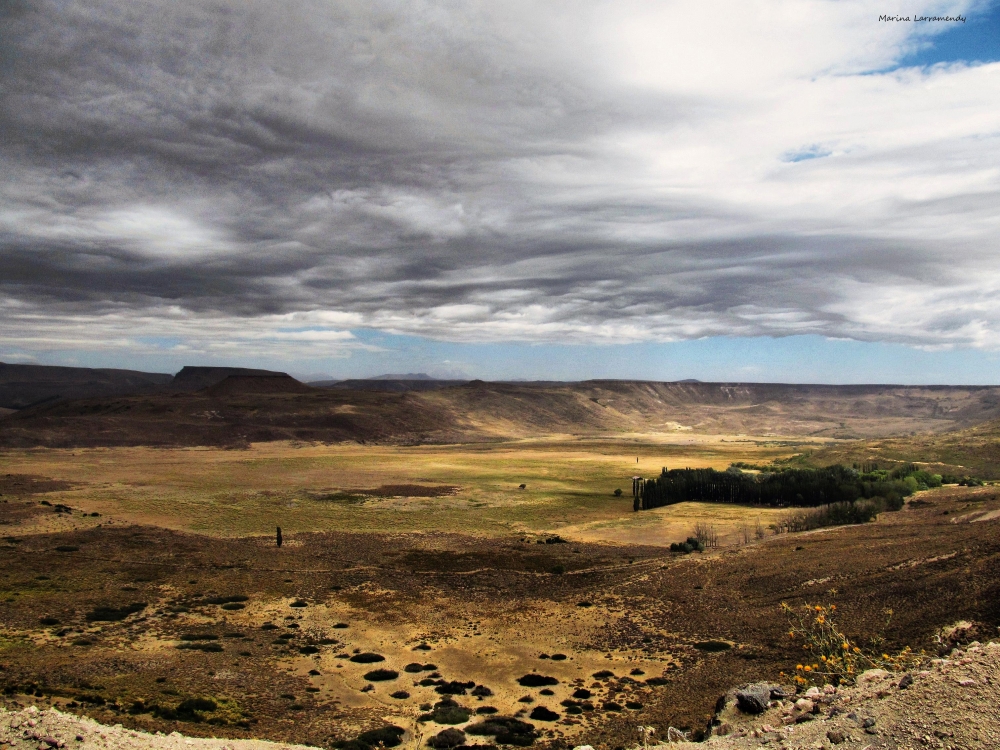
(0, 435, 814, 544)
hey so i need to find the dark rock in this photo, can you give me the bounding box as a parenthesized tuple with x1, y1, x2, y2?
(898, 673, 914, 690)
(827, 730, 846, 745)
(735, 683, 772, 714)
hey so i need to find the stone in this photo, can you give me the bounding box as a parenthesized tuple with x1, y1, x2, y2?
(735, 683, 773, 714)
(898, 673, 914, 690)
(795, 698, 815, 712)
(827, 730, 846, 745)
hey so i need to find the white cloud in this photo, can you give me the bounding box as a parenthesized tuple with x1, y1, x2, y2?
(3, 0, 1000, 361)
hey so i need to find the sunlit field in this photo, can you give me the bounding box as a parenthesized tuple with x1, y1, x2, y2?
(0, 436, 813, 542)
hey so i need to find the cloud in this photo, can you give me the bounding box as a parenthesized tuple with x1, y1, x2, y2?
(2, 0, 1000, 361)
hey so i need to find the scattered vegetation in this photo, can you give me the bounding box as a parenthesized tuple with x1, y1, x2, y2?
(781, 603, 920, 686)
(668, 537, 704, 554)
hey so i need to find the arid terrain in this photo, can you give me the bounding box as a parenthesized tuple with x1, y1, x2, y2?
(1, 367, 999, 750)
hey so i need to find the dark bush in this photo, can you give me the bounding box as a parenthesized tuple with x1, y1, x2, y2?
(39, 616, 60, 626)
(299, 645, 320, 655)
(364, 669, 399, 682)
(290, 599, 308, 608)
(517, 674, 558, 687)
(466, 717, 537, 746)
(404, 663, 425, 673)
(432, 706, 470, 724)
(180, 633, 219, 641)
(572, 688, 591, 699)
(55, 545, 79, 552)
(528, 706, 559, 721)
(356, 726, 405, 748)
(436, 680, 475, 695)
(86, 603, 146, 622)
(221, 602, 245, 611)
(390, 691, 410, 700)
(178, 642, 223, 652)
(204, 595, 248, 605)
(427, 728, 466, 748)
(471, 685, 493, 697)
(350, 653, 385, 663)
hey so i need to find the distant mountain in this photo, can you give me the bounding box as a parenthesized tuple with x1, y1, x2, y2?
(317, 378, 469, 393)
(0, 362, 172, 410)
(369, 373, 436, 380)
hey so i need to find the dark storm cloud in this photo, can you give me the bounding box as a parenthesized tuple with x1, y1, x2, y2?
(2, 0, 999, 353)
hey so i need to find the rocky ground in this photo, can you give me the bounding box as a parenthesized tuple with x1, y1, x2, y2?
(3, 641, 996, 750)
(0, 704, 320, 750)
(664, 640, 999, 750)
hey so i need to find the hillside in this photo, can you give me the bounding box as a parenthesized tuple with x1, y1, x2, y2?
(805, 417, 1000, 479)
(3, 375, 1000, 448)
(0, 362, 172, 410)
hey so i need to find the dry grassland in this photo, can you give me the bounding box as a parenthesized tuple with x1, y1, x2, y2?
(0, 436, 811, 542)
(3, 436, 998, 750)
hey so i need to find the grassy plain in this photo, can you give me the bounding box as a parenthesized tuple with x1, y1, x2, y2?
(3, 434, 998, 750)
(0, 435, 813, 543)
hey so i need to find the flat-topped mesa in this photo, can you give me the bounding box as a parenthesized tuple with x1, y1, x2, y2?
(169, 366, 293, 392)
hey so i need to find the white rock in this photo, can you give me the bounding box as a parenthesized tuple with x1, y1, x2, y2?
(805, 686, 821, 697)
(795, 698, 814, 711)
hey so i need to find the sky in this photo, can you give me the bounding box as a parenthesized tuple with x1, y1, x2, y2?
(3, 0, 1000, 383)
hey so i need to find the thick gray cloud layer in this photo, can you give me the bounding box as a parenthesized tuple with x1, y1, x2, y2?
(3, 0, 1000, 359)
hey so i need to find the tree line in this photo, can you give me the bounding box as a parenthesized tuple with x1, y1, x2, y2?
(636, 463, 942, 510)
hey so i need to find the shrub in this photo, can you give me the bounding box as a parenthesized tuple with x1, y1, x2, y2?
(781, 603, 920, 686)
(86, 603, 146, 622)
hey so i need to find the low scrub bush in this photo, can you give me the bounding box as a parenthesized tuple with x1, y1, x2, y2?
(782, 603, 920, 686)
(669, 536, 704, 553)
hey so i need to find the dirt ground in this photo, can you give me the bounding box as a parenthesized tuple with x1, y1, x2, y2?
(1, 472, 998, 750)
